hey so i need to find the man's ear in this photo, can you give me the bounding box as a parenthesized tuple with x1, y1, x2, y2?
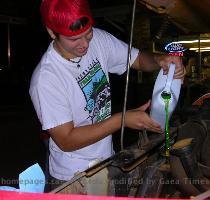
(46, 27, 56, 40)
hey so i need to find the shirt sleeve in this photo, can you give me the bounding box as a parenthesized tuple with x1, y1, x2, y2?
(94, 29, 139, 75)
(30, 73, 73, 130)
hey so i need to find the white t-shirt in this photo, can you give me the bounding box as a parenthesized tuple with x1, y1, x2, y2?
(29, 28, 139, 180)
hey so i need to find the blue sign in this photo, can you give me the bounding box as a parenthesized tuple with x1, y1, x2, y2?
(165, 42, 187, 53)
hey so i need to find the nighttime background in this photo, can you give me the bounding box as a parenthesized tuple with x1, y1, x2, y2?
(0, 0, 46, 187)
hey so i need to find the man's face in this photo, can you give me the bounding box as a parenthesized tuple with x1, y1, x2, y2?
(56, 27, 93, 58)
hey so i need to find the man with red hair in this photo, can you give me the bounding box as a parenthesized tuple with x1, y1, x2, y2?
(29, 0, 185, 194)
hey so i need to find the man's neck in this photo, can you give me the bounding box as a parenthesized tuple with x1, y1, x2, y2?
(53, 40, 74, 60)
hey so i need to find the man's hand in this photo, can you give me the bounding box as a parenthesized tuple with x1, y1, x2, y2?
(154, 55, 186, 80)
(125, 100, 163, 133)
(132, 52, 186, 82)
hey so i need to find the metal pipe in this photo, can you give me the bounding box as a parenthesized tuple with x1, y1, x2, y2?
(155, 15, 170, 40)
(120, 0, 137, 151)
(198, 34, 201, 79)
(7, 23, 11, 68)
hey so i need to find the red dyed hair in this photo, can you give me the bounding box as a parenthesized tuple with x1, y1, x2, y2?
(40, 0, 94, 36)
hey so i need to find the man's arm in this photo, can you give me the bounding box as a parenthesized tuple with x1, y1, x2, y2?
(132, 51, 161, 72)
(131, 51, 186, 79)
(48, 113, 121, 152)
(48, 101, 162, 152)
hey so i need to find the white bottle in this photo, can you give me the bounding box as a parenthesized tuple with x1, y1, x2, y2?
(150, 63, 181, 130)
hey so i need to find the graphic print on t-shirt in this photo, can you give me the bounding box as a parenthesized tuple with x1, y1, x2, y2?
(76, 59, 111, 123)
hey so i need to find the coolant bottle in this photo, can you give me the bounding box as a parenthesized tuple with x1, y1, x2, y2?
(150, 63, 181, 130)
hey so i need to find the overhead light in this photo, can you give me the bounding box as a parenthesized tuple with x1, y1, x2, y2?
(171, 39, 210, 44)
(189, 47, 210, 50)
(195, 49, 210, 52)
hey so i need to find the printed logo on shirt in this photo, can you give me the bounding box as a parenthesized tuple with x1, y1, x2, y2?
(76, 59, 111, 123)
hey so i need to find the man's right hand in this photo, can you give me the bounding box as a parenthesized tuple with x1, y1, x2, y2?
(125, 100, 163, 133)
